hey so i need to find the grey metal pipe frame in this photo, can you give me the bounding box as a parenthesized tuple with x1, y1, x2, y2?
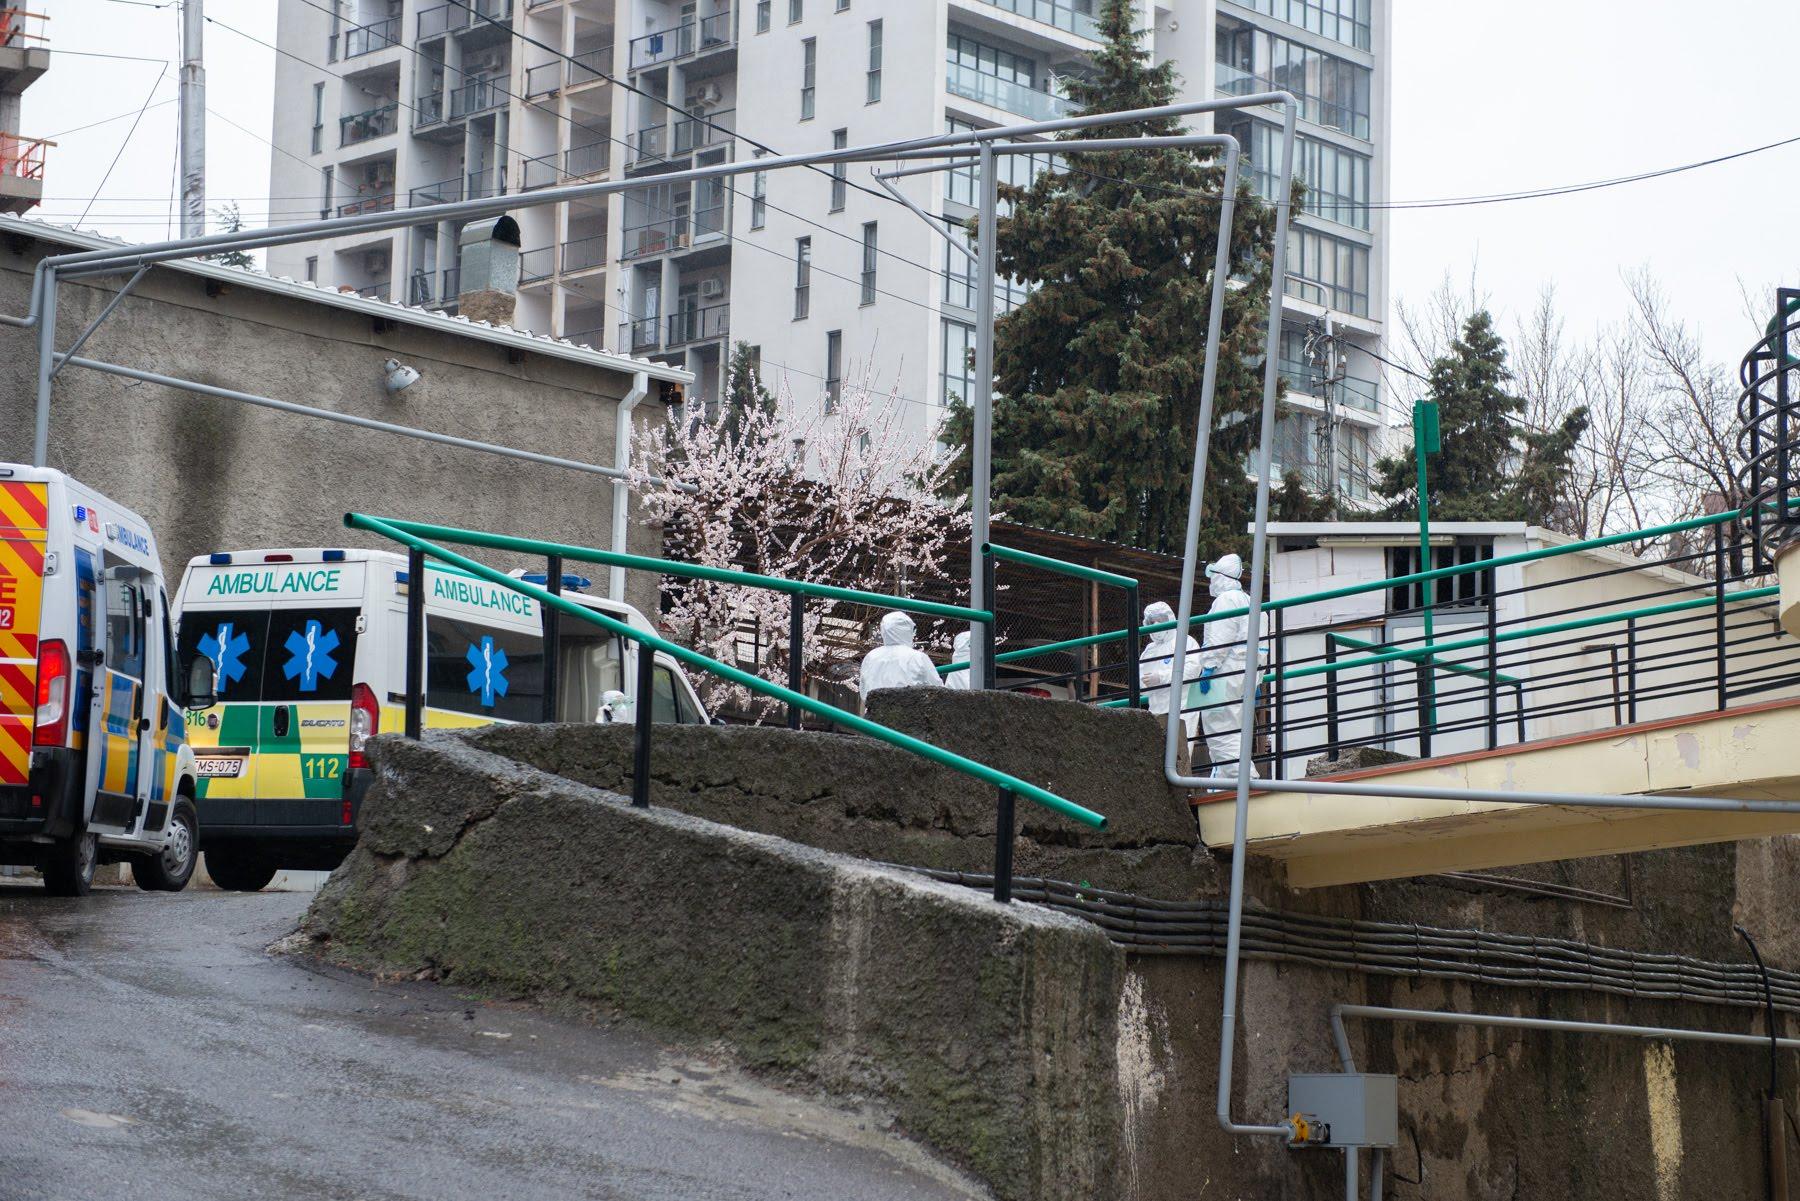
(54, 353, 698, 492)
(1197, 773, 1800, 816)
(1156, 90, 1300, 1142)
(46, 265, 150, 381)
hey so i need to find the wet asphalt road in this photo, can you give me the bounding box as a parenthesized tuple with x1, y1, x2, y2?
(0, 884, 986, 1201)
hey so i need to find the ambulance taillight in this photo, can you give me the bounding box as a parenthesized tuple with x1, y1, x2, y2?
(348, 682, 378, 770)
(33, 640, 70, 747)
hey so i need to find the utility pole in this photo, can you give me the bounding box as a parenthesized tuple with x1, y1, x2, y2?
(179, 0, 205, 238)
(1307, 319, 1347, 510)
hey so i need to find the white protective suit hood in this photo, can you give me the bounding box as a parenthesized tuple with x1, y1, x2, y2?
(1141, 600, 1179, 655)
(1206, 553, 1244, 599)
(860, 610, 943, 703)
(945, 630, 973, 690)
(1139, 599, 1201, 732)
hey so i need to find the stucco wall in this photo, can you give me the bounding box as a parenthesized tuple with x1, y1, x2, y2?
(0, 233, 665, 617)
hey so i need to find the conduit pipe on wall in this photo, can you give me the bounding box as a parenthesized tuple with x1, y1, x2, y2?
(609, 370, 647, 601)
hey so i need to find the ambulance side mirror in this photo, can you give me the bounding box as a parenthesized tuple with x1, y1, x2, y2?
(184, 657, 217, 711)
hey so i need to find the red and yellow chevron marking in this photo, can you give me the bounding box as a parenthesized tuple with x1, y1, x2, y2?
(0, 482, 46, 786)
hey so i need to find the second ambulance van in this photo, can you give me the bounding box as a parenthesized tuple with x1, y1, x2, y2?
(174, 547, 708, 891)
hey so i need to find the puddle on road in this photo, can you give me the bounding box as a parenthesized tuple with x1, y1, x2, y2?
(60, 1108, 135, 1129)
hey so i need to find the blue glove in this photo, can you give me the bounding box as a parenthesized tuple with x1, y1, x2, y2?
(1198, 666, 1215, 694)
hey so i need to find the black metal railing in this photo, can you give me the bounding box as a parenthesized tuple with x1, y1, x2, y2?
(666, 302, 728, 347)
(408, 175, 461, 206)
(673, 108, 733, 155)
(628, 11, 733, 72)
(340, 16, 400, 58)
(337, 192, 396, 218)
(450, 77, 507, 119)
(1737, 287, 1800, 570)
(464, 165, 506, 199)
(560, 232, 608, 273)
(565, 139, 610, 177)
(339, 102, 398, 146)
(567, 43, 613, 86)
(518, 246, 555, 286)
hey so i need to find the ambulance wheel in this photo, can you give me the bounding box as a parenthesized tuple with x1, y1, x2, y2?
(42, 831, 97, 897)
(206, 849, 277, 893)
(132, 799, 198, 892)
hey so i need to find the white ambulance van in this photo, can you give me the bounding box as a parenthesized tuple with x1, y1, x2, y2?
(173, 548, 708, 891)
(0, 466, 210, 896)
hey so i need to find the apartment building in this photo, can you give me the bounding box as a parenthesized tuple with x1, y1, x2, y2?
(267, 0, 1389, 495)
(0, 4, 50, 214)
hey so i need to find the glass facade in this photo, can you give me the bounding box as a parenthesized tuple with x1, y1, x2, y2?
(943, 118, 1060, 209)
(942, 233, 1028, 314)
(941, 319, 978, 408)
(1269, 411, 1373, 501)
(1227, 0, 1370, 51)
(945, 32, 1075, 121)
(1231, 118, 1370, 230)
(1215, 22, 1371, 139)
(1286, 227, 1370, 317)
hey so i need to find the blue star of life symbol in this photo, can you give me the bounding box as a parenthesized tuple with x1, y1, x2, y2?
(282, 620, 340, 693)
(197, 622, 250, 697)
(465, 636, 508, 708)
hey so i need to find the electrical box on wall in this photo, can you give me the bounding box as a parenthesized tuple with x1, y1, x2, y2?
(1287, 1074, 1398, 1149)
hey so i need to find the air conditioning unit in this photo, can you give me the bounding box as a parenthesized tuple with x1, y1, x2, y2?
(479, 51, 505, 73)
(699, 277, 724, 301)
(690, 81, 723, 108)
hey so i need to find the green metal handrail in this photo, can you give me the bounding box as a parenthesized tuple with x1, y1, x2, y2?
(356, 514, 993, 626)
(1327, 630, 1521, 687)
(345, 512, 1107, 831)
(1004, 502, 1773, 670)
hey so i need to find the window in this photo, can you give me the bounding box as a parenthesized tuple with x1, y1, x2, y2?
(423, 616, 543, 722)
(860, 222, 878, 304)
(800, 38, 816, 119)
(942, 230, 1027, 313)
(103, 572, 145, 684)
(830, 129, 847, 211)
(311, 82, 325, 154)
(756, 0, 770, 32)
(304, 256, 318, 283)
(320, 166, 334, 219)
(940, 319, 977, 407)
(1215, 21, 1371, 139)
(1228, 118, 1370, 230)
(789, 0, 803, 23)
(750, 151, 768, 228)
(794, 237, 811, 319)
(1232, 0, 1371, 51)
(1386, 544, 1494, 613)
(1286, 227, 1370, 317)
(943, 116, 1060, 208)
(835, 0, 849, 9)
(650, 664, 704, 724)
(866, 20, 882, 102)
(825, 330, 842, 412)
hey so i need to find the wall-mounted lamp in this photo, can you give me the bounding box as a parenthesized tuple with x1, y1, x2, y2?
(383, 358, 421, 395)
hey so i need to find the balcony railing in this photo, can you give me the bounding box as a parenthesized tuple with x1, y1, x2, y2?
(969, 0, 1099, 40)
(0, 8, 49, 49)
(0, 133, 49, 181)
(417, 0, 511, 39)
(450, 77, 507, 119)
(1277, 357, 1380, 415)
(945, 63, 1075, 120)
(561, 326, 603, 348)
(413, 91, 446, 127)
(567, 42, 613, 86)
(672, 108, 733, 155)
(340, 16, 400, 59)
(561, 233, 608, 273)
(623, 218, 687, 260)
(565, 139, 610, 177)
(520, 154, 560, 190)
(631, 124, 667, 164)
(353, 281, 392, 301)
(628, 11, 732, 72)
(339, 102, 399, 147)
(667, 302, 728, 348)
(409, 176, 462, 207)
(518, 246, 555, 286)
(465, 166, 506, 200)
(525, 62, 560, 97)
(629, 317, 660, 352)
(1215, 60, 1369, 140)
(337, 191, 396, 218)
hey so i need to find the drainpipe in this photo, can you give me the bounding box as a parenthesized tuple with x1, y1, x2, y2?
(609, 370, 648, 601)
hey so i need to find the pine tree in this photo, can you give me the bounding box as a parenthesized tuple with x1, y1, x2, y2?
(1370, 310, 1589, 524)
(204, 203, 255, 269)
(938, 0, 1309, 558)
(721, 340, 775, 441)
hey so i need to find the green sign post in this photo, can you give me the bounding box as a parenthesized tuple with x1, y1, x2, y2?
(1414, 399, 1441, 740)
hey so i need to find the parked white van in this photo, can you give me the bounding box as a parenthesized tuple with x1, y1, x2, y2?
(0, 466, 209, 895)
(173, 548, 707, 891)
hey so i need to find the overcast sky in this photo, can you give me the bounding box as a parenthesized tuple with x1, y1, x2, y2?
(22, 0, 1800, 375)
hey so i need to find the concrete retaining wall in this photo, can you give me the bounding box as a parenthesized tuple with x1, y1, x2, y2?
(297, 733, 1124, 1201)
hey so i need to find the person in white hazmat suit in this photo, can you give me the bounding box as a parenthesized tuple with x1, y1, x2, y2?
(1195, 553, 1260, 778)
(1139, 600, 1202, 750)
(944, 630, 973, 690)
(859, 611, 943, 708)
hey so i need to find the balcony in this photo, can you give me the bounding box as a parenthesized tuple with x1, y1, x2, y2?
(567, 42, 612, 87)
(450, 78, 507, 119)
(353, 281, 392, 301)
(337, 191, 395, 218)
(408, 265, 462, 310)
(666, 302, 728, 348)
(465, 166, 506, 200)
(628, 317, 659, 352)
(968, 0, 1099, 40)
(672, 109, 733, 155)
(1215, 60, 1370, 140)
(561, 326, 604, 348)
(0, 9, 49, 95)
(519, 246, 555, 286)
(1277, 358, 1380, 415)
(945, 63, 1075, 120)
(339, 102, 399, 147)
(409, 175, 462, 207)
(628, 11, 732, 72)
(339, 16, 399, 60)
(565, 140, 610, 177)
(0, 7, 48, 49)
(561, 233, 608, 274)
(630, 124, 667, 166)
(525, 62, 560, 98)
(623, 218, 686, 260)
(520, 153, 560, 190)
(413, 91, 446, 127)
(417, 0, 512, 40)
(0, 132, 47, 214)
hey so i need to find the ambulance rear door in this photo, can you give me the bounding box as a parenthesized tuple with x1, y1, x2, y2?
(0, 479, 49, 788)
